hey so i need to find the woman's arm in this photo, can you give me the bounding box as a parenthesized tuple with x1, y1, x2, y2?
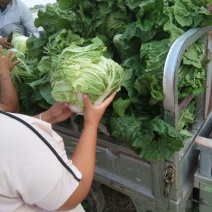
(58, 92, 116, 210)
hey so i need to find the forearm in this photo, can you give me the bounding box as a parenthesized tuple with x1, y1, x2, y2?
(0, 71, 19, 112)
(61, 124, 98, 209)
(22, 9, 40, 37)
(72, 124, 98, 180)
(58, 93, 116, 210)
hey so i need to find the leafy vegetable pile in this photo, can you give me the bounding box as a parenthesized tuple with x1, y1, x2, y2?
(11, 0, 212, 160)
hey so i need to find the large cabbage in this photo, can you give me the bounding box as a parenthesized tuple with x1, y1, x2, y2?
(51, 56, 124, 114)
(12, 34, 28, 54)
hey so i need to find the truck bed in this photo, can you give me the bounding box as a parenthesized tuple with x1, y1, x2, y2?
(54, 26, 212, 212)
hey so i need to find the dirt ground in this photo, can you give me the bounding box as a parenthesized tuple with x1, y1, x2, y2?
(101, 184, 137, 212)
(83, 182, 201, 212)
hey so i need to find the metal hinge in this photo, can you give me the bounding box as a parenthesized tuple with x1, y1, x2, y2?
(164, 164, 176, 197)
(164, 164, 176, 209)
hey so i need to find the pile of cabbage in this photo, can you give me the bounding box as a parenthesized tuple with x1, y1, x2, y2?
(10, 0, 212, 160)
(10, 33, 123, 115)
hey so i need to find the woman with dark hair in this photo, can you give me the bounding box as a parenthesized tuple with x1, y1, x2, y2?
(0, 45, 116, 211)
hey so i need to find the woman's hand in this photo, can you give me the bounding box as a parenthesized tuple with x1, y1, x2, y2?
(0, 46, 19, 76)
(35, 92, 116, 126)
(35, 102, 73, 125)
(83, 92, 117, 128)
(0, 46, 19, 112)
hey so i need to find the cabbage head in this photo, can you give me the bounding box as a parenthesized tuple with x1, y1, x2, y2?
(51, 56, 124, 114)
(12, 34, 28, 54)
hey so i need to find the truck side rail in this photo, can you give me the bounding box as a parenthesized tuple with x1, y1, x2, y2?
(163, 26, 212, 129)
